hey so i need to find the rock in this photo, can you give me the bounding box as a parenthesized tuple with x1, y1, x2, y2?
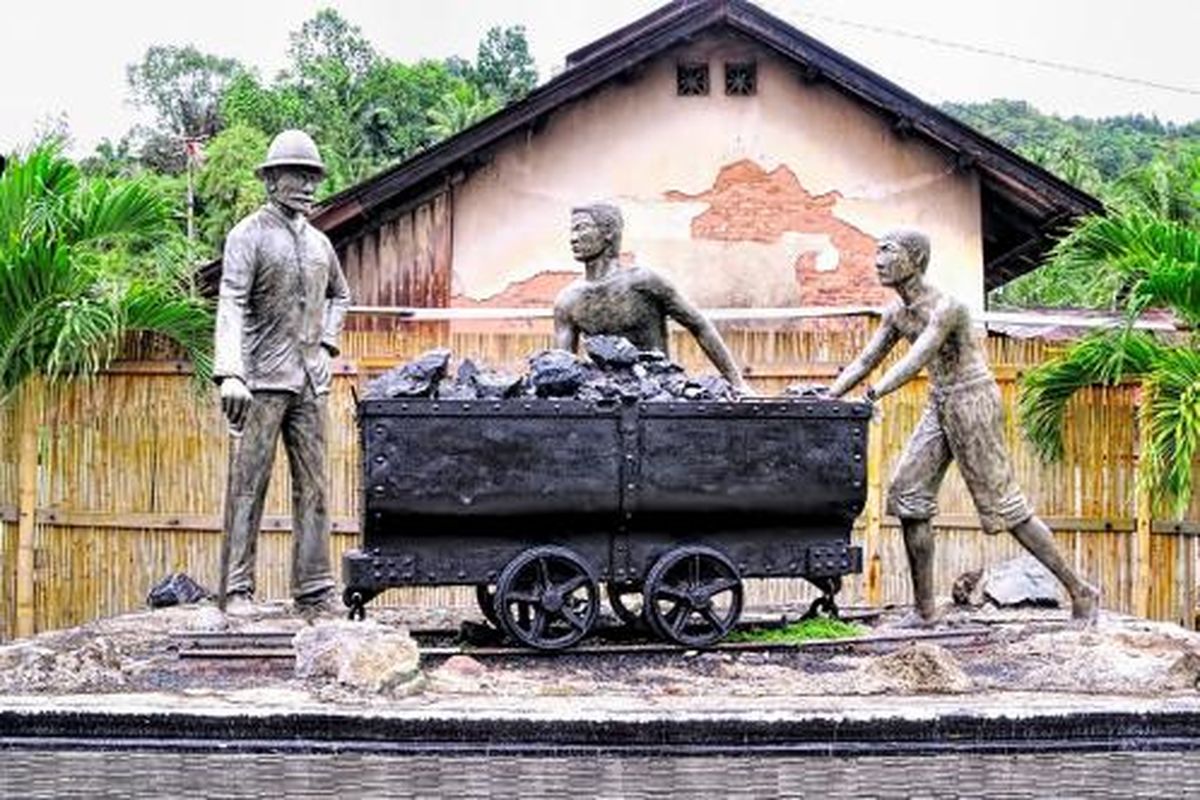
(455, 358, 480, 384)
(429, 655, 491, 694)
(294, 620, 420, 694)
(473, 369, 524, 399)
(528, 349, 588, 397)
(783, 383, 830, 398)
(584, 335, 640, 368)
(435, 381, 478, 400)
(981, 555, 1065, 609)
(1165, 652, 1200, 690)
(146, 572, 210, 608)
(680, 375, 736, 401)
(951, 568, 984, 607)
(184, 605, 230, 632)
(441, 654, 486, 678)
(364, 348, 451, 399)
(366, 347, 749, 406)
(859, 643, 971, 694)
(0, 637, 128, 693)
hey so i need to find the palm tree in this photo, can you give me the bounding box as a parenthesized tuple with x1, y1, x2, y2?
(1018, 150, 1200, 517)
(426, 84, 500, 141)
(0, 142, 213, 402)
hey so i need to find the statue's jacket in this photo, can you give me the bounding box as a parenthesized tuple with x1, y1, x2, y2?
(214, 204, 350, 395)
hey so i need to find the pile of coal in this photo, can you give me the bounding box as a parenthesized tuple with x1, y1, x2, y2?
(362, 335, 739, 402)
(782, 383, 831, 399)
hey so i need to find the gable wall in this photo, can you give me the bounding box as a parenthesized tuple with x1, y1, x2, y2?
(449, 31, 984, 313)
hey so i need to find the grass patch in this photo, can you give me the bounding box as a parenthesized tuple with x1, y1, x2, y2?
(726, 617, 866, 644)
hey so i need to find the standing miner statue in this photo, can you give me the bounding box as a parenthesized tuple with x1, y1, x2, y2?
(828, 229, 1099, 625)
(213, 129, 350, 618)
(554, 203, 750, 393)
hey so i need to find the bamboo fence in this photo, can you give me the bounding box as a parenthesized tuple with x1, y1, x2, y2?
(1, 317, 1197, 639)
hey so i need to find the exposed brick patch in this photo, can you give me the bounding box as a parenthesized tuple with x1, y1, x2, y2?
(451, 270, 579, 308)
(666, 159, 890, 306)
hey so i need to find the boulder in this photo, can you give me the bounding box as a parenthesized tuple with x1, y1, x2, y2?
(146, 572, 210, 608)
(294, 620, 420, 694)
(584, 335, 640, 368)
(528, 349, 588, 397)
(364, 348, 451, 399)
(473, 369, 524, 399)
(981, 555, 1065, 609)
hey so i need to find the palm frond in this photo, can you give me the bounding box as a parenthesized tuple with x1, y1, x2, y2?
(1019, 329, 1163, 461)
(120, 282, 215, 382)
(69, 177, 168, 245)
(0, 142, 215, 402)
(1142, 348, 1200, 518)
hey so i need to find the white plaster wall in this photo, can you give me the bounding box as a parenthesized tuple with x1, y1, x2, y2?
(451, 33, 984, 312)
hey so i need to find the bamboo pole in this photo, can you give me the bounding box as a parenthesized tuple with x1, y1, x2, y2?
(863, 401, 885, 606)
(15, 378, 40, 638)
(1134, 394, 1153, 619)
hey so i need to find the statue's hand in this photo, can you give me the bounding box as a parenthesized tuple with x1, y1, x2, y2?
(863, 385, 884, 422)
(220, 377, 253, 433)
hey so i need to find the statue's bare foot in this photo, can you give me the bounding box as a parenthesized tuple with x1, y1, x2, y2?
(1070, 583, 1101, 626)
(894, 607, 942, 629)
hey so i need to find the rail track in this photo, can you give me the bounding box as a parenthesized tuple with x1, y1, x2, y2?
(170, 610, 1069, 662)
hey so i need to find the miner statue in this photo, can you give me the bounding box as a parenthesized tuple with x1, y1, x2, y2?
(828, 229, 1099, 625)
(554, 203, 750, 393)
(213, 129, 350, 618)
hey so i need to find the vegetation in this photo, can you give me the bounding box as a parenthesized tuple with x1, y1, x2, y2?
(0, 8, 540, 395)
(1017, 152, 1200, 516)
(725, 618, 866, 644)
(0, 143, 213, 401)
(942, 99, 1200, 188)
(100, 9, 538, 254)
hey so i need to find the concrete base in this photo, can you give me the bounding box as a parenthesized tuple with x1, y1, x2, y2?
(3, 692, 1200, 756)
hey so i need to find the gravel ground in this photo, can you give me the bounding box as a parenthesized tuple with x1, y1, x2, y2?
(3, 599, 1200, 705)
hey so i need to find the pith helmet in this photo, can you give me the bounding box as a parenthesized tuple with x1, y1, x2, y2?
(256, 129, 325, 176)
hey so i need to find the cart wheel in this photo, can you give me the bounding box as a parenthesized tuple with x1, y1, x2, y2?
(495, 546, 599, 650)
(607, 582, 646, 628)
(475, 584, 502, 629)
(643, 545, 743, 647)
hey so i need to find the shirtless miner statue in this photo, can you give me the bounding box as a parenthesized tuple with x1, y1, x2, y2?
(213, 129, 350, 619)
(828, 229, 1099, 625)
(554, 203, 750, 393)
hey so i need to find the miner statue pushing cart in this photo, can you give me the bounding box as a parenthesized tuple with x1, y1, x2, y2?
(828, 229, 1100, 625)
(213, 129, 350, 618)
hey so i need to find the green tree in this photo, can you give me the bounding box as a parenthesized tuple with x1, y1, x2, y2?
(195, 124, 269, 249)
(472, 25, 537, 105)
(128, 45, 245, 139)
(1018, 155, 1200, 516)
(0, 142, 213, 400)
(287, 8, 378, 83)
(991, 147, 1200, 310)
(427, 83, 500, 140)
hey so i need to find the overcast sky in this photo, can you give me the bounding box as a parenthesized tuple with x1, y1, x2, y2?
(4, 0, 1198, 155)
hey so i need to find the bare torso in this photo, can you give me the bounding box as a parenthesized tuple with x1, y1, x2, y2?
(556, 267, 670, 352)
(887, 289, 990, 388)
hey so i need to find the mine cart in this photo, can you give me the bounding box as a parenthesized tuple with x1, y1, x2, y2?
(343, 397, 870, 650)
